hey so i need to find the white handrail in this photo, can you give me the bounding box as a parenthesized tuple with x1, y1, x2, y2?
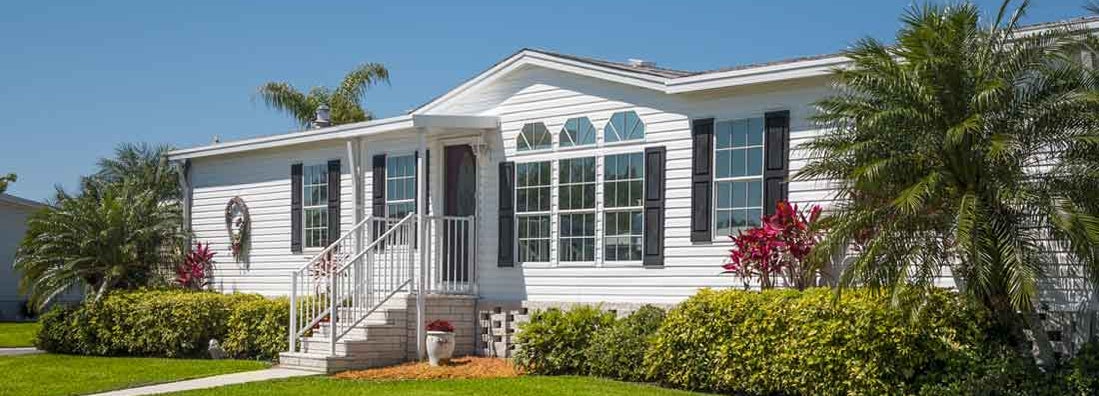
(288, 213, 477, 356)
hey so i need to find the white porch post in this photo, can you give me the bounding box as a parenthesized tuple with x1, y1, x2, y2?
(416, 129, 428, 360)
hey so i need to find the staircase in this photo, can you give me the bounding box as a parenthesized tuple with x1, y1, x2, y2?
(279, 213, 476, 373)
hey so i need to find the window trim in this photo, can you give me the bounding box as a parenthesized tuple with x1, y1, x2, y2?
(557, 156, 597, 263)
(301, 162, 330, 250)
(515, 160, 553, 265)
(712, 116, 766, 238)
(603, 151, 645, 264)
(384, 153, 417, 219)
(516, 122, 554, 153)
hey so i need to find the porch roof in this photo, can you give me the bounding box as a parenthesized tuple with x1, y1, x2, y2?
(166, 114, 499, 161)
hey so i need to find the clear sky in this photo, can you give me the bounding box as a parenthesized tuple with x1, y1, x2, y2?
(0, 0, 1087, 202)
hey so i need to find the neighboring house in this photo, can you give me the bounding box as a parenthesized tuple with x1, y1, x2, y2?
(0, 194, 45, 320)
(166, 17, 1099, 372)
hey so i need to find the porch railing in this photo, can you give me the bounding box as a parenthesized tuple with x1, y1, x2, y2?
(288, 213, 476, 355)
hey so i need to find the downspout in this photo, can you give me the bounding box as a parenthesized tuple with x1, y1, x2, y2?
(416, 128, 428, 360)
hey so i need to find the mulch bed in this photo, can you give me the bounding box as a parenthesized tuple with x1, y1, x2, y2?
(333, 357, 521, 380)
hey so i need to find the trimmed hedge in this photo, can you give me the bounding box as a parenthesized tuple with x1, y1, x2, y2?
(37, 290, 288, 360)
(645, 287, 989, 395)
(513, 305, 615, 375)
(586, 305, 666, 382)
(223, 297, 290, 360)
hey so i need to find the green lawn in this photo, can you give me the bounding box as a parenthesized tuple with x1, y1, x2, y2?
(0, 321, 40, 347)
(0, 354, 269, 396)
(168, 375, 709, 396)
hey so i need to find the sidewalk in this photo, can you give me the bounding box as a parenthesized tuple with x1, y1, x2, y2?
(88, 367, 315, 396)
(0, 347, 43, 356)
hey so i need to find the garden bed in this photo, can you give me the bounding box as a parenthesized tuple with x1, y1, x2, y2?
(334, 356, 520, 380)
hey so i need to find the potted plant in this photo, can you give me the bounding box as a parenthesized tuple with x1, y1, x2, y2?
(425, 319, 456, 366)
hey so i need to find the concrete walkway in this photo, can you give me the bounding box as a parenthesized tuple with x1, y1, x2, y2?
(0, 347, 43, 356)
(88, 367, 316, 396)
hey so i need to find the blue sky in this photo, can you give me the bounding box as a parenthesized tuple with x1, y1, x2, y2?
(0, 0, 1087, 201)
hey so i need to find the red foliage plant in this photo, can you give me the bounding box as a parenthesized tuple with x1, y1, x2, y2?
(723, 201, 823, 290)
(426, 319, 455, 332)
(177, 242, 215, 290)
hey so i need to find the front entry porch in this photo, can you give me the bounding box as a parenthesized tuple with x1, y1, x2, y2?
(280, 125, 489, 373)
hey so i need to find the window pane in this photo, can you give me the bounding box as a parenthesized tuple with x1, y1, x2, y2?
(732, 181, 747, 208)
(747, 180, 763, 207)
(733, 119, 747, 147)
(717, 181, 732, 209)
(747, 117, 764, 146)
(715, 210, 732, 237)
(747, 147, 763, 176)
(747, 209, 763, 227)
(715, 150, 731, 179)
(732, 149, 746, 177)
(716, 121, 733, 149)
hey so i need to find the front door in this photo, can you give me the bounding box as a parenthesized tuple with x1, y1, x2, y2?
(443, 145, 476, 282)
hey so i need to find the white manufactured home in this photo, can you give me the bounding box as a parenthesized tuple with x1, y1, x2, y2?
(167, 19, 1097, 371)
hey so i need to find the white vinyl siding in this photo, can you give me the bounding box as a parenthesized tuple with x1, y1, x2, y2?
(713, 117, 765, 238)
(302, 163, 329, 248)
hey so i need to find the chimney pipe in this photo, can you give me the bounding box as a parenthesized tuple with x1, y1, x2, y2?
(313, 105, 331, 129)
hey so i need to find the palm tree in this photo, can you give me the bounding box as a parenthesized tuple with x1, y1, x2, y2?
(257, 63, 389, 129)
(91, 143, 179, 202)
(15, 180, 185, 309)
(799, 0, 1099, 366)
(0, 173, 15, 194)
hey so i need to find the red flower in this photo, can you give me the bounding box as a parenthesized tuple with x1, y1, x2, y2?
(426, 320, 455, 332)
(723, 201, 823, 290)
(177, 242, 215, 290)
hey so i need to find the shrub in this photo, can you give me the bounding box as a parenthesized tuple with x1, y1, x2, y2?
(1065, 341, 1099, 395)
(36, 289, 286, 360)
(917, 345, 1068, 396)
(585, 305, 666, 382)
(223, 297, 289, 361)
(513, 305, 615, 375)
(645, 287, 989, 395)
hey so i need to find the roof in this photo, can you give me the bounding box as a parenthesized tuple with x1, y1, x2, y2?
(167, 114, 498, 160)
(0, 193, 46, 210)
(170, 15, 1099, 160)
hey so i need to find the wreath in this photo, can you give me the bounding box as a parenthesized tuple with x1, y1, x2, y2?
(224, 196, 250, 261)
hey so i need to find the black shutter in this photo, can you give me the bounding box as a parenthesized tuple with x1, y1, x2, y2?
(327, 160, 341, 246)
(290, 163, 303, 253)
(372, 155, 386, 217)
(763, 111, 790, 216)
(371, 154, 387, 241)
(498, 161, 516, 267)
(690, 118, 715, 242)
(643, 146, 666, 266)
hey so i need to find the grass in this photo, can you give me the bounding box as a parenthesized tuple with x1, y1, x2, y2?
(0, 321, 40, 347)
(167, 375, 710, 395)
(0, 354, 269, 396)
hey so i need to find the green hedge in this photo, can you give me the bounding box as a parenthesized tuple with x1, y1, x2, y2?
(586, 305, 666, 382)
(37, 290, 288, 360)
(513, 305, 615, 375)
(645, 287, 989, 395)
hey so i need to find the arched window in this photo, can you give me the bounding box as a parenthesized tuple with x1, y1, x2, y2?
(559, 117, 596, 147)
(603, 111, 645, 143)
(517, 122, 552, 151)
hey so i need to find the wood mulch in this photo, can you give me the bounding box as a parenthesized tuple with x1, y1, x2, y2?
(333, 357, 522, 380)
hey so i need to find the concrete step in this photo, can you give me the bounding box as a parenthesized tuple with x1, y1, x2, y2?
(279, 352, 405, 374)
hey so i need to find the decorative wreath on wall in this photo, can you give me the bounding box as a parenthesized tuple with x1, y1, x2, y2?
(224, 196, 250, 262)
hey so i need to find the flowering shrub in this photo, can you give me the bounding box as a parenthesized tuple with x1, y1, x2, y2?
(177, 242, 215, 290)
(723, 201, 822, 290)
(426, 319, 455, 332)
